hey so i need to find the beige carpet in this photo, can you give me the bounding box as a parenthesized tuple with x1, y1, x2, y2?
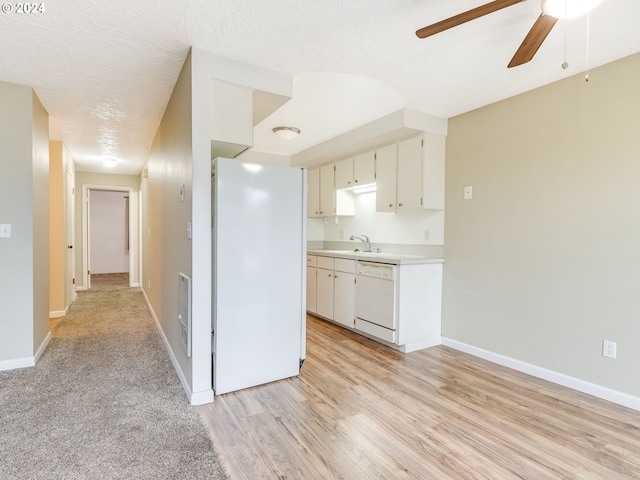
(0, 276, 228, 479)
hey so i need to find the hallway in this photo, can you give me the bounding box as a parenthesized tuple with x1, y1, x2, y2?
(2, 279, 227, 479)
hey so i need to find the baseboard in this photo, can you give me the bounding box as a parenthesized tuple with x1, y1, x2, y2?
(442, 337, 640, 412)
(190, 389, 214, 406)
(0, 333, 51, 372)
(49, 307, 69, 318)
(0, 356, 35, 371)
(400, 337, 441, 353)
(35, 332, 51, 364)
(141, 289, 211, 405)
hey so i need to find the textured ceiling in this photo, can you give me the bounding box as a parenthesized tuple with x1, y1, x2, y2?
(1, 0, 639, 174)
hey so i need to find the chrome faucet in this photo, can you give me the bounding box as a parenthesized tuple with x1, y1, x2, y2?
(350, 234, 372, 252)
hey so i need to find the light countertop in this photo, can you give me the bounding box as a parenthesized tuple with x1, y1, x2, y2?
(307, 249, 444, 266)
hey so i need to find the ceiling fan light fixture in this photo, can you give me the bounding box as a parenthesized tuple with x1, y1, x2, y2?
(541, 0, 603, 20)
(272, 126, 300, 140)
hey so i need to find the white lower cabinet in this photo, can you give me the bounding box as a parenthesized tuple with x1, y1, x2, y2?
(333, 259, 355, 328)
(306, 266, 317, 314)
(306, 256, 318, 314)
(315, 257, 335, 320)
(307, 253, 443, 353)
(307, 256, 355, 328)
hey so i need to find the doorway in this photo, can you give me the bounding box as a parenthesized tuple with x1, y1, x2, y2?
(82, 185, 135, 290)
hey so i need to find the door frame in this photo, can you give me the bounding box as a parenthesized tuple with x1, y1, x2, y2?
(81, 184, 135, 289)
(65, 169, 76, 306)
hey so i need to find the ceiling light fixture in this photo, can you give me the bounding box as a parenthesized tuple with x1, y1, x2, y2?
(103, 158, 117, 168)
(272, 126, 300, 140)
(542, 0, 603, 19)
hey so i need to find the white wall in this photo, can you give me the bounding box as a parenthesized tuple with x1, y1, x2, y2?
(0, 81, 49, 369)
(322, 191, 445, 247)
(89, 190, 130, 274)
(443, 52, 640, 404)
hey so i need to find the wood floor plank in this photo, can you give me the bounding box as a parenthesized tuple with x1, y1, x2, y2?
(199, 315, 640, 479)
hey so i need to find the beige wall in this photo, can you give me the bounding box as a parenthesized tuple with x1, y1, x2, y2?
(0, 81, 49, 368)
(142, 49, 293, 404)
(142, 49, 194, 390)
(49, 142, 66, 314)
(31, 91, 50, 355)
(443, 53, 640, 398)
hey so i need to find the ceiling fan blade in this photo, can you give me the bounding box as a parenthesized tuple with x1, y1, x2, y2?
(416, 0, 523, 39)
(508, 13, 558, 68)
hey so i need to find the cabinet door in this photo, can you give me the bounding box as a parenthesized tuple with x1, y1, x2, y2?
(353, 150, 376, 185)
(319, 164, 335, 216)
(334, 272, 355, 328)
(307, 167, 321, 217)
(397, 136, 423, 210)
(306, 266, 317, 314)
(334, 157, 354, 189)
(375, 143, 397, 212)
(316, 268, 334, 319)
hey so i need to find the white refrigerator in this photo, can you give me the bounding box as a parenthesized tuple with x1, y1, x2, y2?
(211, 157, 307, 395)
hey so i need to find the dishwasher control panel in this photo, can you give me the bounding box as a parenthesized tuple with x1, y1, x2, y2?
(356, 261, 395, 281)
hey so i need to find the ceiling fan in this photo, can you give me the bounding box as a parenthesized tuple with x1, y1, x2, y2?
(415, 0, 603, 68)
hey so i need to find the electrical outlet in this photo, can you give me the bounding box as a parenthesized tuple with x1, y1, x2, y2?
(0, 224, 11, 238)
(603, 340, 617, 359)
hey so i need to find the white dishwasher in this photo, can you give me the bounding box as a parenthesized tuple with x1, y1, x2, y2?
(354, 261, 397, 343)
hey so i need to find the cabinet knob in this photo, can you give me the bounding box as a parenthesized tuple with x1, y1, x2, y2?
(355, 180, 359, 183)
(348, 181, 351, 184)
(334, 274, 339, 278)
(398, 203, 403, 207)
(389, 204, 393, 207)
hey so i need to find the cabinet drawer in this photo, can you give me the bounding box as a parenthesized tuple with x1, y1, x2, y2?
(317, 256, 335, 270)
(334, 258, 355, 274)
(307, 255, 317, 267)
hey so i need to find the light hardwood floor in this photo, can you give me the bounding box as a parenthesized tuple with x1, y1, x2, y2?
(199, 315, 640, 479)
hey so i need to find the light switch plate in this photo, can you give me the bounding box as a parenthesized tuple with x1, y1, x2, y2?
(464, 186, 473, 200)
(0, 224, 11, 238)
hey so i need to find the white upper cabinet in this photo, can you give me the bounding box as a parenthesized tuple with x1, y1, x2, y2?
(396, 135, 423, 210)
(309, 133, 444, 216)
(375, 134, 445, 212)
(334, 157, 354, 189)
(353, 151, 376, 185)
(319, 163, 336, 216)
(335, 150, 376, 189)
(307, 167, 321, 217)
(308, 163, 354, 217)
(375, 143, 398, 212)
